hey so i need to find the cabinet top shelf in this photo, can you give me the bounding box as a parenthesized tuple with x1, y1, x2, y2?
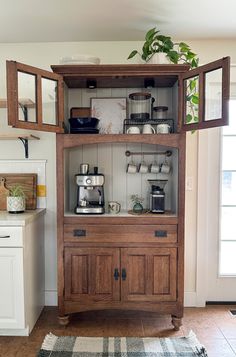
(57, 133, 181, 149)
(51, 63, 190, 88)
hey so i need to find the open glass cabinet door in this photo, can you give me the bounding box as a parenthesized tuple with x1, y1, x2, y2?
(7, 61, 64, 133)
(180, 57, 230, 132)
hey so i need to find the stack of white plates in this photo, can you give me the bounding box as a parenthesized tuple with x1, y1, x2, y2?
(59, 55, 100, 65)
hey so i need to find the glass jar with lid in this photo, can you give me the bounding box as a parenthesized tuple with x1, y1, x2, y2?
(129, 92, 152, 120)
(153, 106, 168, 119)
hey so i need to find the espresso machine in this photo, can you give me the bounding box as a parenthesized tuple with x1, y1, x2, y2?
(75, 164, 105, 214)
(148, 180, 168, 213)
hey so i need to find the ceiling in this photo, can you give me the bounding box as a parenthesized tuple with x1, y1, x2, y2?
(0, 0, 236, 43)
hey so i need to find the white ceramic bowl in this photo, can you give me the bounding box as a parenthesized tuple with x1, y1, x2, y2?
(59, 55, 100, 65)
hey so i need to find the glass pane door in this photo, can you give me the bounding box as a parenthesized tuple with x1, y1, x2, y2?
(7, 61, 64, 133)
(181, 57, 230, 132)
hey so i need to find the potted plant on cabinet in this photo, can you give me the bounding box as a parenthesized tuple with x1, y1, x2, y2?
(7, 185, 26, 213)
(127, 27, 199, 68)
(128, 27, 199, 125)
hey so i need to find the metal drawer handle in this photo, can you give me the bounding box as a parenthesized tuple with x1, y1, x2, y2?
(155, 230, 167, 238)
(0, 235, 10, 238)
(73, 229, 86, 237)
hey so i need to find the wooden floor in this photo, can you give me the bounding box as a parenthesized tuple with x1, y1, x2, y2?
(0, 305, 236, 356)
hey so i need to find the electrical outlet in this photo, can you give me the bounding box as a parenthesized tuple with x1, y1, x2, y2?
(186, 176, 193, 191)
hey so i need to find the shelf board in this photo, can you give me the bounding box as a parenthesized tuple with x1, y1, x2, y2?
(0, 98, 35, 108)
(58, 133, 181, 149)
(0, 134, 40, 140)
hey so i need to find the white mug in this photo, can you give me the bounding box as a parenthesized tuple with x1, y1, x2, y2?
(156, 123, 171, 134)
(127, 161, 137, 173)
(160, 161, 171, 174)
(127, 126, 140, 134)
(139, 160, 149, 173)
(142, 124, 155, 134)
(108, 201, 121, 214)
(150, 160, 160, 173)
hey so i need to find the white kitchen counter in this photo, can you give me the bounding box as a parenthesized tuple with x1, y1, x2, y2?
(0, 208, 46, 226)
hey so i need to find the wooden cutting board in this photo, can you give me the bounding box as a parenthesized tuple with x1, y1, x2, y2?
(0, 177, 9, 209)
(0, 173, 37, 210)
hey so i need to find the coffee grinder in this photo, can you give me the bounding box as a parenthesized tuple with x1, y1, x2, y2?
(148, 179, 168, 213)
(75, 164, 105, 214)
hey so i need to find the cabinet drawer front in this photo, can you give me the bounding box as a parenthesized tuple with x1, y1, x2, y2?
(64, 224, 177, 243)
(0, 227, 23, 247)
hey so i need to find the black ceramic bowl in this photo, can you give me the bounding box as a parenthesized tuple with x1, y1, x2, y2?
(68, 117, 100, 129)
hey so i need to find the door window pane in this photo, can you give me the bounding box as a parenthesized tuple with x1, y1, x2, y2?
(221, 172, 236, 205)
(220, 241, 236, 275)
(184, 76, 199, 125)
(222, 137, 236, 170)
(18, 72, 36, 122)
(223, 100, 236, 135)
(205, 68, 222, 121)
(42, 78, 57, 125)
(221, 207, 236, 240)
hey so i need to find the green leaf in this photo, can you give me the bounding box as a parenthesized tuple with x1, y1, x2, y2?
(191, 95, 199, 105)
(190, 79, 196, 91)
(127, 50, 138, 59)
(179, 42, 189, 48)
(145, 27, 159, 41)
(186, 114, 193, 123)
(191, 58, 199, 68)
(194, 116, 199, 122)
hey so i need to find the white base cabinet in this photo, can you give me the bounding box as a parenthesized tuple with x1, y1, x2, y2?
(0, 209, 45, 336)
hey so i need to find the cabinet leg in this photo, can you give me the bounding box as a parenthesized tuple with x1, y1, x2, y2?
(58, 315, 70, 326)
(171, 315, 182, 331)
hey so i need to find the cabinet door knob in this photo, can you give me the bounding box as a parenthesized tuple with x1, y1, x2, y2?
(155, 230, 167, 238)
(121, 268, 127, 281)
(0, 235, 10, 238)
(73, 229, 86, 237)
(114, 268, 119, 280)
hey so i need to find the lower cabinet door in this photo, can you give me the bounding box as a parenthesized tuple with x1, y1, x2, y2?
(64, 247, 120, 302)
(121, 248, 177, 302)
(0, 248, 25, 329)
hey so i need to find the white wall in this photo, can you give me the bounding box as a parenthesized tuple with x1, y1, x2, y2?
(0, 39, 235, 305)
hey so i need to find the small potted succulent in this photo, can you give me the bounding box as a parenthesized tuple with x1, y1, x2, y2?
(7, 185, 26, 213)
(127, 27, 199, 68)
(130, 194, 144, 214)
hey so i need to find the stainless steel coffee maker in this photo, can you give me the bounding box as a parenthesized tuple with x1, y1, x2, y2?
(148, 180, 168, 213)
(75, 164, 105, 214)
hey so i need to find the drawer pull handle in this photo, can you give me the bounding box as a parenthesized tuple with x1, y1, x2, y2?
(0, 235, 10, 238)
(73, 229, 86, 237)
(155, 230, 167, 238)
(114, 268, 119, 280)
(122, 268, 127, 281)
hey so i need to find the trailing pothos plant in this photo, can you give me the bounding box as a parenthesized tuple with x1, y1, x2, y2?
(127, 27, 200, 125)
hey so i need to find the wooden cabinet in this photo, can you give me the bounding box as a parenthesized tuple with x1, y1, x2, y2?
(64, 247, 120, 302)
(5, 57, 231, 330)
(64, 246, 177, 305)
(121, 248, 177, 303)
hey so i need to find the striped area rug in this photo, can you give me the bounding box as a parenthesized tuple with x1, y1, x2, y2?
(37, 331, 208, 356)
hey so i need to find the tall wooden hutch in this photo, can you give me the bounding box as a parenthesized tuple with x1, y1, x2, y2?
(6, 57, 230, 329)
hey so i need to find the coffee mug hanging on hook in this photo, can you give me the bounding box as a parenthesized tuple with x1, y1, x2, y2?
(160, 155, 171, 174)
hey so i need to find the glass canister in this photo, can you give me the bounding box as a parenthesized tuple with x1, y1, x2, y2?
(129, 92, 152, 120)
(153, 106, 168, 119)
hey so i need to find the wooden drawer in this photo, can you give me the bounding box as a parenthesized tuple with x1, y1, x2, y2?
(0, 226, 23, 247)
(64, 224, 177, 243)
